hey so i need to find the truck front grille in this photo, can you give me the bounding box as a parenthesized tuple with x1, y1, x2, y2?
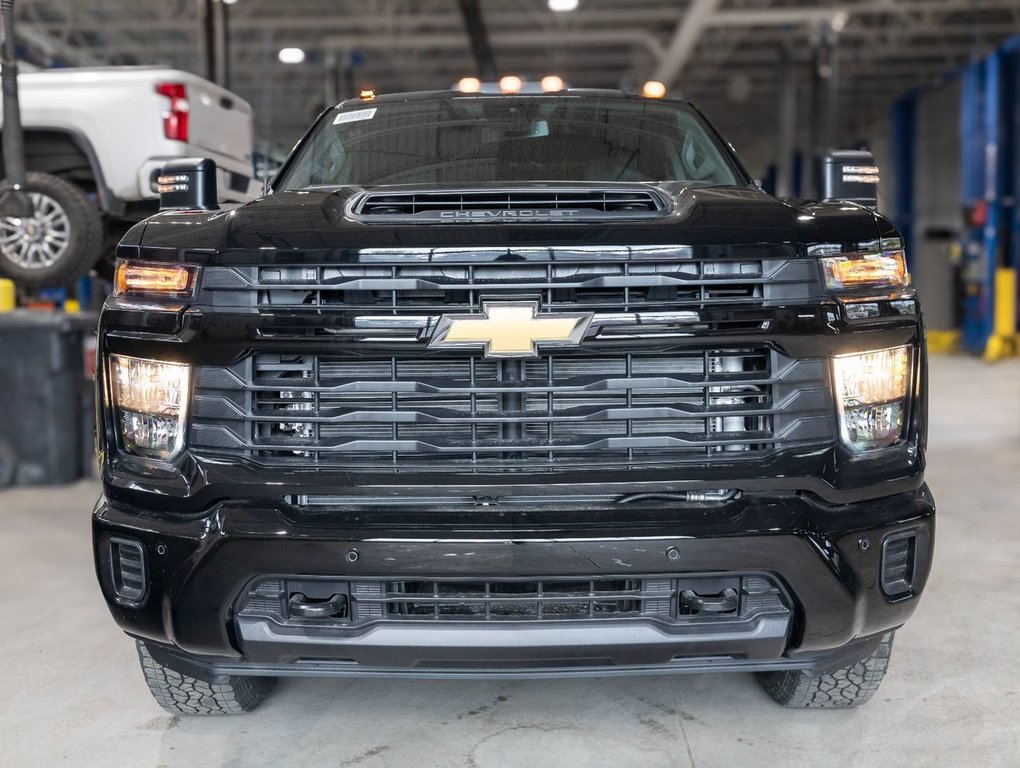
(191, 245, 831, 473)
(188, 348, 834, 472)
(200, 245, 819, 324)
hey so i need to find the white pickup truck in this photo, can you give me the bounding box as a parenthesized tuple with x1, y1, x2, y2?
(0, 66, 257, 287)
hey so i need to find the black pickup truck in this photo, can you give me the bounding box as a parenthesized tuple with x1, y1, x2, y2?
(93, 90, 933, 714)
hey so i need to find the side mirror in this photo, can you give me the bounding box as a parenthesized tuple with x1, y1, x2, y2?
(158, 158, 219, 211)
(820, 150, 879, 209)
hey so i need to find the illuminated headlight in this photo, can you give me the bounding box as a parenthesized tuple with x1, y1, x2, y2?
(110, 355, 190, 459)
(822, 251, 907, 291)
(832, 346, 911, 451)
(114, 261, 198, 297)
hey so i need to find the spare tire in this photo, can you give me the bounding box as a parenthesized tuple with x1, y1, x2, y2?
(0, 171, 104, 289)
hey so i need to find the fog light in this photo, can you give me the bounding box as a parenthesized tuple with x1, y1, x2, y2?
(110, 355, 190, 459)
(832, 345, 910, 451)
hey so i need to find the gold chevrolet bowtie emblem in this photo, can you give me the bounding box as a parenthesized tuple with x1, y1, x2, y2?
(429, 300, 594, 358)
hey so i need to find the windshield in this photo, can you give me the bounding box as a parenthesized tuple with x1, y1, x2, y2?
(276, 95, 745, 189)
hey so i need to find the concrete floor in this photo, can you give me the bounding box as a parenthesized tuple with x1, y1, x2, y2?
(2, 354, 1018, 768)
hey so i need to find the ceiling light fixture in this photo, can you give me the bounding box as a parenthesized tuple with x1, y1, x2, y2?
(548, 0, 579, 11)
(277, 47, 306, 64)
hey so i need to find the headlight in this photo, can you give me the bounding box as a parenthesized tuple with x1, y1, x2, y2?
(815, 239, 908, 291)
(832, 345, 911, 451)
(110, 355, 190, 460)
(821, 252, 906, 291)
(114, 261, 198, 297)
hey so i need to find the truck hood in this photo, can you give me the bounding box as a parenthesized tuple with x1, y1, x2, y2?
(135, 183, 884, 254)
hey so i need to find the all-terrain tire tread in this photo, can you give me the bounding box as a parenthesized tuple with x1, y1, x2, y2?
(136, 641, 274, 715)
(755, 632, 894, 708)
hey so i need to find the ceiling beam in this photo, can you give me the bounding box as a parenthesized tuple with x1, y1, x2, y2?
(319, 29, 665, 59)
(652, 0, 721, 87)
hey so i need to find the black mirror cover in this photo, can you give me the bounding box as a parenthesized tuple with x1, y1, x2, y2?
(820, 150, 879, 209)
(158, 158, 219, 211)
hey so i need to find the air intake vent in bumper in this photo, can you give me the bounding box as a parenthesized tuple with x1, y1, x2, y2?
(351, 187, 666, 222)
(110, 538, 147, 603)
(880, 532, 917, 598)
(238, 574, 787, 625)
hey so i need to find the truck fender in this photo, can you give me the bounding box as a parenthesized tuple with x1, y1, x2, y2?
(15, 125, 124, 217)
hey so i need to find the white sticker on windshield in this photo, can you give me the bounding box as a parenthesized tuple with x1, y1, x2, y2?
(333, 108, 377, 125)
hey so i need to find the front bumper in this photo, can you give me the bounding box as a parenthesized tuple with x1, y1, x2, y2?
(93, 484, 934, 678)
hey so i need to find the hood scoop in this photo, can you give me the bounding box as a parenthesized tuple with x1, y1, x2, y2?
(349, 187, 667, 224)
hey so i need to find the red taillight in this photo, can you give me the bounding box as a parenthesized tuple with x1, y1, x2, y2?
(155, 82, 190, 143)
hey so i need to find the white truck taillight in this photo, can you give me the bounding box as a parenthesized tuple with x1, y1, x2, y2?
(155, 82, 190, 142)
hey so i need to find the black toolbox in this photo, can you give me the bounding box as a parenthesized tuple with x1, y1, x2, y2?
(0, 311, 98, 487)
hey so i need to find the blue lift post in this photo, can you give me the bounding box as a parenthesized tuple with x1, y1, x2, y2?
(892, 95, 918, 274)
(1004, 42, 1020, 346)
(960, 37, 1020, 357)
(960, 55, 990, 353)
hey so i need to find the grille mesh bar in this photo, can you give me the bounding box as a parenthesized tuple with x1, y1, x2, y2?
(201, 245, 818, 320)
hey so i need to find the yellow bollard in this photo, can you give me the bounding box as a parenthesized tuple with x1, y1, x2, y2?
(926, 329, 961, 354)
(984, 267, 1018, 361)
(0, 279, 15, 312)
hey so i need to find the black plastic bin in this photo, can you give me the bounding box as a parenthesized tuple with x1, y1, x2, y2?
(0, 311, 98, 487)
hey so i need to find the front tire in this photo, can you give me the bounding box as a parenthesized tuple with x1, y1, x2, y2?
(0, 172, 104, 289)
(136, 641, 276, 715)
(755, 632, 895, 708)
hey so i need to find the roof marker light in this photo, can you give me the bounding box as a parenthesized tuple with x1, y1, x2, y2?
(541, 75, 565, 92)
(457, 77, 482, 93)
(642, 80, 667, 99)
(499, 75, 524, 94)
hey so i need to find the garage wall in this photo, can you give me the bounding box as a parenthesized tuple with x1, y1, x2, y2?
(911, 80, 963, 330)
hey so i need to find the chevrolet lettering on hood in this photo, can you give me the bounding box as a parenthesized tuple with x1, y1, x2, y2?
(438, 209, 582, 221)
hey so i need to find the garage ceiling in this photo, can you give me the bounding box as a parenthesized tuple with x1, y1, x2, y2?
(13, 0, 1020, 169)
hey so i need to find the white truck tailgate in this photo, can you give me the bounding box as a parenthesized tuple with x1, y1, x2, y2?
(181, 75, 254, 161)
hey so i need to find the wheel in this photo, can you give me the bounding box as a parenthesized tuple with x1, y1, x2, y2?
(755, 632, 894, 708)
(0, 171, 104, 289)
(136, 641, 276, 715)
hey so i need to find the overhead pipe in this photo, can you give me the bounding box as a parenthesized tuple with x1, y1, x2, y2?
(775, 42, 797, 198)
(0, 0, 34, 217)
(457, 0, 498, 82)
(653, 0, 721, 88)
